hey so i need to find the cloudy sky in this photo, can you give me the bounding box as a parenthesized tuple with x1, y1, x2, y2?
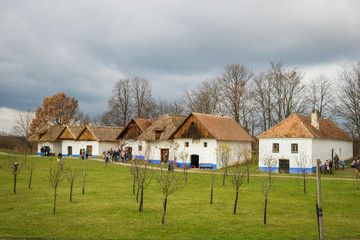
(1, 0, 360, 133)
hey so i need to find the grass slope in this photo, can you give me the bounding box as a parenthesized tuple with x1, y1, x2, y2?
(0, 154, 359, 239)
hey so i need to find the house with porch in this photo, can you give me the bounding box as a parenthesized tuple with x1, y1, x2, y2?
(170, 112, 254, 169)
(116, 118, 155, 159)
(57, 126, 85, 156)
(137, 114, 187, 164)
(258, 109, 353, 173)
(75, 126, 123, 157)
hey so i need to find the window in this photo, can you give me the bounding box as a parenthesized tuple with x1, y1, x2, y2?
(291, 144, 298, 153)
(204, 142, 207, 148)
(138, 145, 142, 152)
(273, 143, 279, 153)
(185, 142, 189, 147)
(155, 131, 162, 140)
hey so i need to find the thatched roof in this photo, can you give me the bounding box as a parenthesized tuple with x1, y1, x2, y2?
(67, 126, 85, 139)
(171, 112, 254, 141)
(257, 113, 352, 141)
(77, 126, 124, 142)
(137, 114, 186, 141)
(38, 126, 65, 142)
(116, 118, 155, 140)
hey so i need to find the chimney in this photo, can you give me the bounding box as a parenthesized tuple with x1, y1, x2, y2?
(311, 109, 319, 130)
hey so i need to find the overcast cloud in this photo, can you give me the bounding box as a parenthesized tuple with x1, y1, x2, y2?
(0, 0, 360, 132)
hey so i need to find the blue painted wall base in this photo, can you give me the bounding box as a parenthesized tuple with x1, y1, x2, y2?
(259, 166, 316, 174)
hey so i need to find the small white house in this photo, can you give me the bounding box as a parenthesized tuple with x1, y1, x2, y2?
(116, 118, 155, 159)
(75, 126, 123, 157)
(170, 112, 253, 169)
(58, 126, 85, 157)
(258, 110, 353, 173)
(137, 114, 187, 164)
(33, 125, 64, 156)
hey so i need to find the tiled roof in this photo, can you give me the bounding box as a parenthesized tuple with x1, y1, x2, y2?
(192, 113, 253, 141)
(257, 114, 352, 141)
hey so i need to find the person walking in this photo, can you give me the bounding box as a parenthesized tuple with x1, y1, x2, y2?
(85, 148, 88, 159)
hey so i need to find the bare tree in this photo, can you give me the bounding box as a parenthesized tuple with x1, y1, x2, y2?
(216, 143, 232, 185)
(12, 109, 35, 152)
(295, 153, 309, 193)
(230, 164, 244, 214)
(47, 162, 64, 214)
(210, 172, 215, 204)
(178, 150, 189, 183)
(132, 159, 154, 212)
(130, 158, 141, 202)
(262, 155, 277, 224)
(239, 149, 254, 183)
(65, 164, 79, 202)
(28, 159, 35, 189)
(355, 169, 359, 190)
(82, 162, 89, 194)
(156, 170, 186, 225)
(308, 75, 334, 118)
(217, 63, 253, 123)
(5, 156, 24, 194)
(132, 77, 156, 119)
(107, 78, 133, 127)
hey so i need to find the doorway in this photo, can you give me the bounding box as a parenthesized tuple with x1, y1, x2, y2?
(191, 155, 199, 168)
(67, 146, 72, 156)
(279, 159, 289, 173)
(87, 145, 93, 156)
(161, 149, 169, 163)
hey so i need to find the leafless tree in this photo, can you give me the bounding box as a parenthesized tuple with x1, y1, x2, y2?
(216, 143, 232, 185)
(156, 98, 185, 117)
(132, 159, 154, 212)
(5, 156, 24, 194)
(47, 162, 64, 214)
(295, 153, 309, 194)
(130, 158, 141, 202)
(28, 159, 35, 189)
(336, 61, 360, 152)
(132, 77, 156, 119)
(262, 155, 277, 224)
(65, 164, 79, 202)
(230, 164, 244, 214)
(12, 109, 35, 152)
(239, 149, 254, 183)
(82, 161, 89, 194)
(107, 78, 133, 127)
(217, 63, 253, 123)
(156, 170, 186, 225)
(263, 155, 277, 185)
(308, 75, 334, 119)
(178, 150, 189, 183)
(210, 172, 215, 204)
(355, 168, 359, 190)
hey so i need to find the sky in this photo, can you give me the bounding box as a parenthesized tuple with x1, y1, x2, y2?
(1, 0, 360, 133)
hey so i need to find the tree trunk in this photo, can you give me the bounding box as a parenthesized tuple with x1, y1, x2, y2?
(210, 175, 214, 204)
(139, 189, 144, 212)
(185, 171, 188, 183)
(29, 171, 32, 189)
(223, 171, 226, 186)
(136, 186, 140, 203)
(133, 178, 136, 195)
(82, 177, 86, 194)
(53, 188, 57, 214)
(14, 176, 17, 194)
(357, 173, 359, 190)
(233, 190, 239, 214)
(264, 197, 267, 225)
(303, 175, 306, 194)
(70, 182, 73, 202)
(247, 170, 250, 183)
(162, 196, 168, 225)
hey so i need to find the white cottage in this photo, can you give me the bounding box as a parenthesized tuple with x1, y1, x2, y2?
(116, 118, 155, 159)
(31, 125, 65, 156)
(137, 114, 187, 164)
(170, 113, 254, 169)
(58, 126, 85, 157)
(258, 110, 353, 173)
(75, 126, 123, 157)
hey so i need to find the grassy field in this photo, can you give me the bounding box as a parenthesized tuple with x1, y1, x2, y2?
(0, 153, 359, 239)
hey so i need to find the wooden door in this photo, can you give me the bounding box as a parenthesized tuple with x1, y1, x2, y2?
(67, 146, 72, 156)
(161, 149, 169, 164)
(87, 145, 93, 156)
(279, 159, 289, 173)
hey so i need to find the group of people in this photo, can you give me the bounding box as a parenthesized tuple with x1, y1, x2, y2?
(79, 148, 89, 159)
(321, 154, 345, 174)
(350, 155, 360, 171)
(103, 148, 132, 163)
(40, 146, 51, 156)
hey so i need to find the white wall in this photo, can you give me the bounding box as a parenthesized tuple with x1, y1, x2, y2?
(77, 141, 99, 157)
(218, 140, 252, 166)
(312, 139, 353, 164)
(99, 142, 119, 156)
(61, 140, 80, 156)
(37, 141, 62, 155)
(145, 140, 174, 163)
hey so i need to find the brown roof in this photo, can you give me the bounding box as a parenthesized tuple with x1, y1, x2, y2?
(257, 113, 352, 141)
(80, 126, 124, 142)
(67, 126, 86, 139)
(116, 118, 155, 140)
(172, 112, 254, 141)
(38, 126, 65, 142)
(137, 114, 187, 141)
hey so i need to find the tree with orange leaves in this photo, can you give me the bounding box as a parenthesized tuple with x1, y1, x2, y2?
(30, 93, 79, 134)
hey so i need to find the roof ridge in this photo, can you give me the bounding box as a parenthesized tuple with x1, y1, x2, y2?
(294, 114, 314, 138)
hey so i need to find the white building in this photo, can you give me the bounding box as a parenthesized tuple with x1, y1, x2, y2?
(58, 126, 85, 157)
(258, 110, 353, 173)
(32, 125, 64, 156)
(170, 113, 253, 169)
(137, 114, 187, 164)
(116, 118, 155, 159)
(75, 126, 123, 157)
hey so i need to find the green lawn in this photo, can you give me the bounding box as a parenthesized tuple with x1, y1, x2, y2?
(0, 154, 359, 239)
